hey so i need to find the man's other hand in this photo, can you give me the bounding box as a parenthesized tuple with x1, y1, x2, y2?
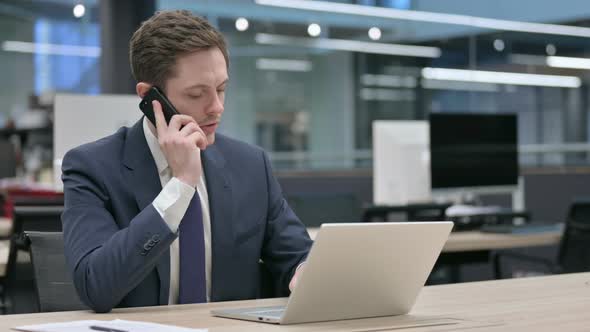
(289, 263, 305, 292)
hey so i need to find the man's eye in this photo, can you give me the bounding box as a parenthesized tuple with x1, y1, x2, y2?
(189, 94, 202, 99)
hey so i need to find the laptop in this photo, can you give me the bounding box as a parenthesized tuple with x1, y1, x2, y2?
(211, 221, 453, 325)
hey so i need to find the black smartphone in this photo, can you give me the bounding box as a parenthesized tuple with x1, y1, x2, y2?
(139, 86, 180, 126)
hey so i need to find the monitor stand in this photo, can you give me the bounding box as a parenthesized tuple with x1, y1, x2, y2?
(432, 189, 479, 206)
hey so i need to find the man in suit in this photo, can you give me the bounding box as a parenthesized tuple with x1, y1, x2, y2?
(61, 10, 312, 313)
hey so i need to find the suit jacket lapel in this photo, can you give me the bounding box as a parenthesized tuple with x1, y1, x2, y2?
(122, 118, 171, 305)
(202, 142, 233, 302)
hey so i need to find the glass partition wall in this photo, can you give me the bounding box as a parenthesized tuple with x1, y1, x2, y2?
(157, 0, 590, 171)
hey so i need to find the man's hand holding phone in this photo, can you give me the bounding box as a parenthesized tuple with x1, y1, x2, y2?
(152, 100, 207, 188)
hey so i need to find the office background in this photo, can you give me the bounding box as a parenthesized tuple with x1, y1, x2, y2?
(3, 0, 590, 170)
(1, 0, 590, 294)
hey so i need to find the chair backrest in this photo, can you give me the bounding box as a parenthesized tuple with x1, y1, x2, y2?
(3, 203, 64, 314)
(12, 205, 64, 234)
(24, 231, 88, 312)
(286, 193, 362, 227)
(7, 205, 64, 283)
(558, 199, 590, 273)
(0, 140, 17, 179)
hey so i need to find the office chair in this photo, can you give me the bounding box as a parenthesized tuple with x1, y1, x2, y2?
(24, 231, 88, 312)
(2, 204, 64, 314)
(0, 140, 17, 179)
(493, 199, 590, 278)
(285, 192, 362, 227)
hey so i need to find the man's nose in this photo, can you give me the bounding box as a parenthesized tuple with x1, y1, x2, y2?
(208, 94, 224, 115)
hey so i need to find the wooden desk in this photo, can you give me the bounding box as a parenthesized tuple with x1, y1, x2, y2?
(307, 227, 563, 253)
(442, 229, 562, 252)
(1, 273, 588, 331)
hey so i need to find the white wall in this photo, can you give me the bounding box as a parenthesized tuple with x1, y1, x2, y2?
(53, 93, 141, 188)
(373, 120, 431, 205)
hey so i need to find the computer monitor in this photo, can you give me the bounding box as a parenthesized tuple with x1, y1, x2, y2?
(429, 113, 518, 192)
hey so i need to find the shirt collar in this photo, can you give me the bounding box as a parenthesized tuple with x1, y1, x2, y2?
(142, 116, 169, 174)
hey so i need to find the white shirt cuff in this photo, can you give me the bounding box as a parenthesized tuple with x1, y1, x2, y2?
(152, 177, 196, 232)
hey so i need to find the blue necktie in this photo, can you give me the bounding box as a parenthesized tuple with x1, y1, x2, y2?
(178, 191, 207, 304)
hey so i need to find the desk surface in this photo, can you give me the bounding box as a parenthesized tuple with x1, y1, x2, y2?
(2, 273, 589, 331)
(307, 226, 562, 253)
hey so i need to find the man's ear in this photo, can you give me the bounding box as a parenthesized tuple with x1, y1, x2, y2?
(136, 82, 152, 98)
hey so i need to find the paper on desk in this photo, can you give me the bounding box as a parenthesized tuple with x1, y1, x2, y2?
(13, 319, 207, 332)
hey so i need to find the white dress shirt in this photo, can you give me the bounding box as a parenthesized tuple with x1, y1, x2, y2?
(142, 117, 212, 304)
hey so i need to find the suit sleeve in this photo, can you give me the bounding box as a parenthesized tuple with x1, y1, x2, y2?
(61, 147, 177, 313)
(259, 150, 313, 295)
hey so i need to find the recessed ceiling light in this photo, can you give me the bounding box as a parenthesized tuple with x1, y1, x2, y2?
(493, 39, 505, 52)
(235, 17, 249, 32)
(307, 23, 321, 37)
(73, 4, 85, 18)
(368, 27, 382, 41)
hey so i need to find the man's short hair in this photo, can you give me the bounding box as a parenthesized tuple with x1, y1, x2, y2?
(129, 10, 229, 89)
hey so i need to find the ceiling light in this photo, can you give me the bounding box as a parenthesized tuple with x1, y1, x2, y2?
(255, 33, 441, 58)
(256, 58, 312, 72)
(547, 56, 590, 70)
(509, 53, 547, 66)
(361, 74, 417, 88)
(368, 27, 382, 41)
(235, 17, 249, 31)
(493, 39, 505, 52)
(256, 0, 590, 38)
(307, 23, 321, 37)
(73, 4, 85, 18)
(360, 88, 416, 101)
(422, 79, 501, 92)
(2, 41, 101, 57)
(421, 67, 581, 88)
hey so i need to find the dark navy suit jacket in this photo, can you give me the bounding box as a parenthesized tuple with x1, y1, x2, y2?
(61, 118, 312, 313)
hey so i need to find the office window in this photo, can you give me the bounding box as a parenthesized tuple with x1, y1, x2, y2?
(34, 18, 100, 95)
(0, 1, 100, 127)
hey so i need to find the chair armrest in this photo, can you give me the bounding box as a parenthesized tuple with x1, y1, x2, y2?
(492, 251, 560, 279)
